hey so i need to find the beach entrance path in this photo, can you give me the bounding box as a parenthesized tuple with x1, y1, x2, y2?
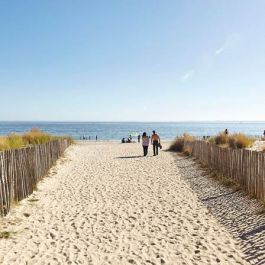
(0, 142, 248, 265)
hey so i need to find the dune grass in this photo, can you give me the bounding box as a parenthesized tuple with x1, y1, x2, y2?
(214, 132, 229, 146)
(228, 133, 254, 149)
(0, 128, 73, 151)
(169, 134, 195, 153)
(169, 132, 254, 154)
(213, 132, 254, 149)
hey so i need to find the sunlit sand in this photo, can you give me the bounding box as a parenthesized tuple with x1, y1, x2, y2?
(0, 142, 248, 264)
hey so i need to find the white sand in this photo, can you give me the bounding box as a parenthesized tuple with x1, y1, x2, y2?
(0, 142, 248, 265)
(174, 153, 265, 265)
(249, 140, 265, 152)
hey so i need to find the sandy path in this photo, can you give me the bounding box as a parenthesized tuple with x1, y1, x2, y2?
(174, 154, 265, 265)
(0, 142, 248, 265)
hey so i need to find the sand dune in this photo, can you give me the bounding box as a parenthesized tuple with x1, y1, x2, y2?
(0, 142, 248, 264)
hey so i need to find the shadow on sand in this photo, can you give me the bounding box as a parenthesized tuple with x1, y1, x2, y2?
(172, 153, 265, 265)
(116, 156, 143, 159)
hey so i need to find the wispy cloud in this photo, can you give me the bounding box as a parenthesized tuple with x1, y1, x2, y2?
(215, 45, 226, 55)
(180, 34, 239, 83)
(214, 34, 239, 56)
(181, 70, 194, 82)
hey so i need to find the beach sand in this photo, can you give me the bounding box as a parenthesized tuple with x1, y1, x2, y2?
(0, 142, 249, 265)
(249, 140, 265, 152)
(174, 153, 265, 265)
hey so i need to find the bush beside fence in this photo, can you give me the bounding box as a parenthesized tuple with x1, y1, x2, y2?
(0, 139, 70, 216)
(184, 140, 265, 201)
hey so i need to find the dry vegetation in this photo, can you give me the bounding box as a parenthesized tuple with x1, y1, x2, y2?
(168, 134, 195, 153)
(214, 132, 229, 146)
(228, 133, 254, 149)
(169, 132, 254, 154)
(0, 128, 73, 151)
(213, 132, 254, 149)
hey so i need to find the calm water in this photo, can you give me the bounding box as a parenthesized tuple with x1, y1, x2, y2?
(0, 121, 264, 141)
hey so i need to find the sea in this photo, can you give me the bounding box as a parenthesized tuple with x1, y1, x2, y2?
(0, 121, 264, 141)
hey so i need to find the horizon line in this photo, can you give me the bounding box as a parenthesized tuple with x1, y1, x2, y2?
(1, 120, 265, 123)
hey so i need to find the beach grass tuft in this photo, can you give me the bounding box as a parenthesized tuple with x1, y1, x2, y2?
(214, 132, 254, 149)
(6, 133, 26, 149)
(168, 134, 195, 152)
(214, 132, 229, 146)
(183, 146, 193, 156)
(228, 133, 254, 149)
(0, 128, 73, 151)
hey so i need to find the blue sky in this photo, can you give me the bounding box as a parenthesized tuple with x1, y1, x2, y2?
(0, 1, 264, 121)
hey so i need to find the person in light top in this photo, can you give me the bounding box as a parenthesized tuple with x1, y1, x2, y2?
(151, 130, 161, 156)
(142, 132, 149, 156)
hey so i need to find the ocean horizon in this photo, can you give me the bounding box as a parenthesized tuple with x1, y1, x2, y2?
(0, 121, 264, 141)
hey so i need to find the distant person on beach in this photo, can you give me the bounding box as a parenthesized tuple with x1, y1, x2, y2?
(142, 132, 149, 156)
(121, 138, 126, 143)
(151, 130, 160, 156)
(96, 135, 98, 141)
(224, 129, 229, 135)
(138, 134, 140, 143)
(263, 130, 265, 137)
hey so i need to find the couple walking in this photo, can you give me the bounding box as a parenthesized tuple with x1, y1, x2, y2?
(142, 130, 161, 156)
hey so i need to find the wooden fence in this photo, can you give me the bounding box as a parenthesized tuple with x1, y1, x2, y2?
(0, 139, 70, 216)
(184, 140, 265, 201)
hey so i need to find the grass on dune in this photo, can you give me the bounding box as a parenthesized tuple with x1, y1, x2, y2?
(213, 132, 254, 149)
(228, 133, 254, 149)
(0, 128, 73, 151)
(169, 131, 254, 154)
(168, 134, 195, 153)
(214, 132, 229, 146)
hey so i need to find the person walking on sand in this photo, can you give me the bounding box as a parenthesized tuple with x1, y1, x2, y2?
(151, 130, 160, 156)
(142, 132, 149, 156)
